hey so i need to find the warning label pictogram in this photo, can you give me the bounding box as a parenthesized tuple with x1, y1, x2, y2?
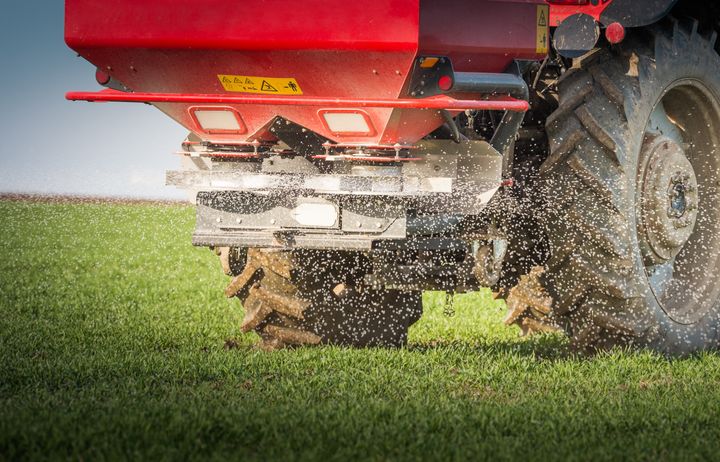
(536, 5, 549, 54)
(538, 8, 547, 27)
(217, 75, 303, 95)
(260, 80, 278, 92)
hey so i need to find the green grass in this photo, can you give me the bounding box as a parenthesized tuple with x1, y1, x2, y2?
(1, 200, 720, 461)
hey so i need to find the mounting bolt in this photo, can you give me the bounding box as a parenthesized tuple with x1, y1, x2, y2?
(216, 217, 222, 223)
(270, 219, 276, 225)
(356, 221, 362, 228)
(236, 218, 242, 224)
(375, 222, 382, 229)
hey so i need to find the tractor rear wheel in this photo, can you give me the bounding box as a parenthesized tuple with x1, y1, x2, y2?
(538, 20, 720, 354)
(222, 248, 423, 350)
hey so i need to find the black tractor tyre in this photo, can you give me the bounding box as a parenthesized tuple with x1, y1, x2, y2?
(538, 20, 720, 355)
(222, 248, 423, 350)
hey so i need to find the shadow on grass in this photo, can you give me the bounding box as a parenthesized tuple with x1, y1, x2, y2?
(406, 336, 720, 363)
(407, 333, 572, 360)
(216, 330, 572, 361)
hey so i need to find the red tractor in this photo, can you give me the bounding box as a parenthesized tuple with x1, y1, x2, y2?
(66, 0, 720, 354)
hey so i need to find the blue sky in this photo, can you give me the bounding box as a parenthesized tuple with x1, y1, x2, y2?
(0, 2, 188, 199)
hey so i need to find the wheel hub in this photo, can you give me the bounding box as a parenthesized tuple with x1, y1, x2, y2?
(638, 135, 699, 264)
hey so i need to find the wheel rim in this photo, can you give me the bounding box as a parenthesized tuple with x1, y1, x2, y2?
(638, 134, 699, 263)
(637, 80, 720, 324)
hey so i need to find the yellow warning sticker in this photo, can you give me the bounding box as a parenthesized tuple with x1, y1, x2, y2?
(536, 4, 549, 54)
(218, 75, 303, 95)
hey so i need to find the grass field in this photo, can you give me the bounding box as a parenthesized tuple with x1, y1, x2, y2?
(1, 200, 720, 461)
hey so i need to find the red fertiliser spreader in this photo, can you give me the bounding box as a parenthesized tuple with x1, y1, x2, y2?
(65, 0, 546, 148)
(65, 0, 556, 346)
